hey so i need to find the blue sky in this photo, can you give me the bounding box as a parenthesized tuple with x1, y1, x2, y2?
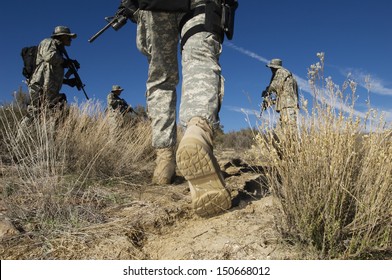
(1, 1, 391, 132)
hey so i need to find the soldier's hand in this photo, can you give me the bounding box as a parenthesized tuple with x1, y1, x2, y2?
(262, 89, 269, 97)
(118, 0, 138, 23)
(261, 100, 267, 110)
(72, 60, 80, 69)
(63, 78, 78, 87)
(62, 59, 80, 69)
(62, 59, 73, 68)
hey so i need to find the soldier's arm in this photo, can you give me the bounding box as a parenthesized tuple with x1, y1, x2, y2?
(268, 77, 279, 93)
(108, 94, 121, 110)
(40, 39, 64, 66)
(121, 98, 129, 107)
(269, 69, 288, 94)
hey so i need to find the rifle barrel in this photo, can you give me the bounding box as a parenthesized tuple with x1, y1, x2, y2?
(81, 85, 89, 100)
(88, 21, 113, 43)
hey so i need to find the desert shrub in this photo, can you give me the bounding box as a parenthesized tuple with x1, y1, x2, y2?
(56, 102, 154, 180)
(253, 53, 392, 259)
(0, 100, 154, 232)
(215, 127, 256, 150)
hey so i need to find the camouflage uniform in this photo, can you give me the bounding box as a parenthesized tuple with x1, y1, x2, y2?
(18, 26, 76, 139)
(28, 26, 77, 111)
(135, 0, 223, 148)
(264, 59, 299, 132)
(107, 87, 130, 115)
(107, 85, 131, 135)
(119, 0, 232, 215)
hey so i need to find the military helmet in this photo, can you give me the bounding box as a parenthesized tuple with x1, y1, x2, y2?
(111, 85, 124, 92)
(267, 58, 283, 69)
(51, 26, 77, 38)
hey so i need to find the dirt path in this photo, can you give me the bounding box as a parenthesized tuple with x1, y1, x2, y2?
(87, 151, 303, 260)
(0, 150, 306, 259)
(143, 196, 289, 260)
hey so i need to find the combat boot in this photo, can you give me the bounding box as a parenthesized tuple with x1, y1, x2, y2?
(176, 117, 231, 217)
(152, 147, 176, 185)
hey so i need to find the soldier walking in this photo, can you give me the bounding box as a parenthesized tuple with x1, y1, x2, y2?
(262, 58, 299, 134)
(27, 26, 79, 114)
(113, 0, 238, 217)
(18, 26, 80, 140)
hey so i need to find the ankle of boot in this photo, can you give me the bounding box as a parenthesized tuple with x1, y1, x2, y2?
(156, 147, 175, 161)
(153, 147, 175, 184)
(188, 117, 212, 132)
(185, 117, 213, 148)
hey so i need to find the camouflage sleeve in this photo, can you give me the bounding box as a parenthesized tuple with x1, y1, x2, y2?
(38, 38, 64, 66)
(108, 94, 129, 112)
(268, 69, 289, 93)
(119, 97, 128, 106)
(107, 93, 118, 109)
(118, 98, 129, 112)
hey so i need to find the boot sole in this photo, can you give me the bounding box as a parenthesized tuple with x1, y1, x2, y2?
(176, 137, 231, 217)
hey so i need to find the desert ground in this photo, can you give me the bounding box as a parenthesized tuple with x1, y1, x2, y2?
(0, 149, 309, 260)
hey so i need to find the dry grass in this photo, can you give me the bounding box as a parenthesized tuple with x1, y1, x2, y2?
(251, 53, 392, 259)
(0, 100, 154, 235)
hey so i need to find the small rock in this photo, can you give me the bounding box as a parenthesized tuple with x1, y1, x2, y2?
(0, 215, 19, 238)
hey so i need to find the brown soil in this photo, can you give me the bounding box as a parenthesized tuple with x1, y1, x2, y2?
(0, 149, 310, 260)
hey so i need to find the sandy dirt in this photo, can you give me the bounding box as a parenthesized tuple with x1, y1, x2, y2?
(0, 149, 309, 260)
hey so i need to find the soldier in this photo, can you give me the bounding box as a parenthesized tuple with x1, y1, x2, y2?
(28, 26, 79, 114)
(262, 58, 299, 133)
(17, 26, 79, 140)
(107, 85, 132, 115)
(115, 0, 236, 217)
(106, 85, 136, 133)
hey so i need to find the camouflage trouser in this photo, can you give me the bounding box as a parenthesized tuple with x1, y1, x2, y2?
(29, 83, 67, 112)
(106, 111, 121, 140)
(278, 107, 298, 137)
(136, 2, 223, 148)
(16, 84, 68, 141)
(180, 7, 223, 129)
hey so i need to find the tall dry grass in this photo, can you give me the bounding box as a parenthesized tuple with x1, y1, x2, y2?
(0, 100, 154, 232)
(254, 53, 391, 259)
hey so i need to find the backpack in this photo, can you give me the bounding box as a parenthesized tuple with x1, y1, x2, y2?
(21, 46, 38, 80)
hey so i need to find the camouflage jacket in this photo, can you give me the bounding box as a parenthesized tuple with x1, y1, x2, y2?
(107, 92, 129, 114)
(266, 67, 299, 112)
(29, 38, 66, 95)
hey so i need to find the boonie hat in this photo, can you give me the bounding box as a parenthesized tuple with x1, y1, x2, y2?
(51, 26, 77, 38)
(111, 85, 124, 92)
(267, 58, 283, 69)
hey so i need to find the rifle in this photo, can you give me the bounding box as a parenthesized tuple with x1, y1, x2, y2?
(88, 9, 128, 43)
(125, 106, 140, 116)
(62, 49, 89, 100)
(260, 90, 276, 117)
